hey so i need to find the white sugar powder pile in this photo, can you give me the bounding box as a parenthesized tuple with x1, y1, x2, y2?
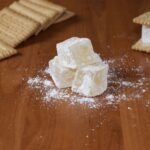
(27, 54, 149, 109)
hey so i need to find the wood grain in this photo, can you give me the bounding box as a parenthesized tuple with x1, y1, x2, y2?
(0, 0, 150, 150)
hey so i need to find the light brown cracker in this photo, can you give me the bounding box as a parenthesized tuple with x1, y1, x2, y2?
(55, 10, 75, 23)
(9, 2, 49, 34)
(133, 11, 150, 26)
(0, 8, 39, 47)
(0, 40, 17, 60)
(19, 0, 59, 29)
(25, 0, 75, 24)
(132, 39, 150, 53)
(25, 0, 66, 23)
(27, 0, 66, 14)
(0, 28, 20, 47)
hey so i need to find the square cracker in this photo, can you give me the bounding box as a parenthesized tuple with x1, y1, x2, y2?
(26, 0, 75, 24)
(9, 2, 49, 35)
(0, 28, 20, 48)
(132, 39, 150, 53)
(133, 11, 150, 26)
(19, 0, 59, 29)
(0, 8, 39, 47)
(55, 10, 75, 23)
(26, 0, 66, 15)
(0, 40, 17, 60)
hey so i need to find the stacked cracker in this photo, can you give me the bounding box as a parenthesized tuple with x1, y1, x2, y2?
(132, 12, 150, 53)
(0, 0, 75, 60)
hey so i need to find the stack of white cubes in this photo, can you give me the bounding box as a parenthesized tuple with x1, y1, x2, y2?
(48, 37, 109, 97)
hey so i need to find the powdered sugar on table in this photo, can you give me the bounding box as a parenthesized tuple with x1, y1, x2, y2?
(27, 54, 149, 109)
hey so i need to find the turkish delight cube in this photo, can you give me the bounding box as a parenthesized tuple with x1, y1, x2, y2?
(72, 63, 109, 97)
(56, 37, 102, 68)
(142, 25, 150, 43)
(48, 56, 76, 88)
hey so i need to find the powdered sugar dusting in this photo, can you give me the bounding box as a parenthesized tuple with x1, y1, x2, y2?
(27, 76, 97, 108)
(27, 54, 149, 109)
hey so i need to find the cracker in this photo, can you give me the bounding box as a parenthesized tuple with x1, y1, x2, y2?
(9, 2, 49, 34)
(27, 0, 66, 14)
(0, 27, 20, 47)
(0, 17, 28, 43)
(26, 0, 66, 23)
(55, 10, 75, 23)
(19, 0, 59, 29)
(0, 8, 39, 47)
(0, 40, 17, 60)
(133, 11, 150, 26)
(132, 39, 150, 53)
(26, 0, 75, 24)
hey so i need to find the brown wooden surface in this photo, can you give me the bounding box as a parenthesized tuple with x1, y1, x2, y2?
(0, 0, 150, 150)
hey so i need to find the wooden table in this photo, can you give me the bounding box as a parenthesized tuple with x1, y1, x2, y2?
(0, 0, 150, 150)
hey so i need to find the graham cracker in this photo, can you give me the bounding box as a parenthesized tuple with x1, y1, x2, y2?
(133, 11, 150, 26)
(0, 8, 39, 47)
(0, 40, 17, 60)
(19, 0, 59, 29)
(132, 39, 150, 53)
(9, 2, 49, 34)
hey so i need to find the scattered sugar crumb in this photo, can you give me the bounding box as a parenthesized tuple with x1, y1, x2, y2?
(121, 81, 133, 87)
(106, 95, 114, 100)
(142, 89, 146, 93)
(128, 107, 132, 110)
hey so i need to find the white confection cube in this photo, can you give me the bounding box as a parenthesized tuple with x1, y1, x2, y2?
(48, 56, 76, 88)
(57, 37, 102, 69)
(72, 63, 109, 97)
(141, 25, 150, 43)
